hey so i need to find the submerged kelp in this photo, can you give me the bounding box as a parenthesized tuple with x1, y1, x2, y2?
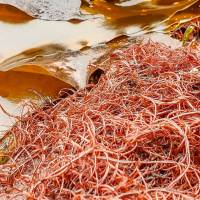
(1, 41, 200, 199)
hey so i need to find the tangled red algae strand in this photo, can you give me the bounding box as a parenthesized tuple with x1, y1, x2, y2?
(1, 40, 200, 199)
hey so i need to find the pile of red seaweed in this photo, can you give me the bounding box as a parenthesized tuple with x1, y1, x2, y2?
(1, 40, 200, 199)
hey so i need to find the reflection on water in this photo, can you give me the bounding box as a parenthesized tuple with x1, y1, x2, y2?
(0, 70, 71, 100)
(0, 1, 199, 61)
(83, 0, 199, 29)
(0, 0, 199, 132)
(166, 0, 200, 24)
(0, 18, 119, 61)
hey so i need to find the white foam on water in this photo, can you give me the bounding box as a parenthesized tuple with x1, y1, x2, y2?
(0, 0, 81, 20)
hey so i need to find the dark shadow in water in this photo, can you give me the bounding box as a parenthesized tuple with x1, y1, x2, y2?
(88, 68, 105, 85)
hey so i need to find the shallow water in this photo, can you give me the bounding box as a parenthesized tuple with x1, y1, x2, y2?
(0, 0, 199, 132)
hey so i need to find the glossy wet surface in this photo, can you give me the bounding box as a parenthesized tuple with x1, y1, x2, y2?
(0, 0, 199, 132)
